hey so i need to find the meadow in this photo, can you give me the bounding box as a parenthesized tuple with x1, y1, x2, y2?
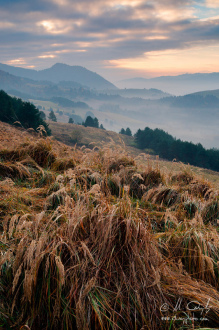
(0, 121, 219, 329)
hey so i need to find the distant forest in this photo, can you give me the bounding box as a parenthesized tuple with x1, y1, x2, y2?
(0, 90, 51, 135)
(135, 127, 219, 172)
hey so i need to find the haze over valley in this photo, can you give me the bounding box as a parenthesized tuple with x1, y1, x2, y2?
(0, 62, 218, 149)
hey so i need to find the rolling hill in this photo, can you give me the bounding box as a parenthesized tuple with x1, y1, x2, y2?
(191, 88, 219, 98)
(118, 72, 219, 95)
(0, 62, 117, 90)
(0, 69, 60, 99)
(100, 88, 170, 99)
(48, 121, 219, 184)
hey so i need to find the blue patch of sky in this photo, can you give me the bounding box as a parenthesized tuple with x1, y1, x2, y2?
(0, 0, 54, 11)
(193, 1, 219, 19)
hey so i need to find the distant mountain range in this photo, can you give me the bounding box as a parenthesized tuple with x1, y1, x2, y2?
(118, 73, 219, 95)
(2, 62, 219, 96)
(0, 63, 117, 90)
(101, 88, 170, 99)
(0, 68, 169, 101)
(0, 63, 218, 149)
(0, 69, 63, 99)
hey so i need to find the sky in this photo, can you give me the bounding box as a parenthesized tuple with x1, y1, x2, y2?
(1, 0, 219, 82)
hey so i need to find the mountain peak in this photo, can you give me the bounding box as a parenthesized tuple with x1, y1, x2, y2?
(0, 62, 117, 90)
(51, 63, 72, 68)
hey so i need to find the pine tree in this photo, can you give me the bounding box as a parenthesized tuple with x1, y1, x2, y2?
(119, 128, 126, 135)
(68, 117, 74, 124)
(48, 110, 57, 122)
(125, 127, 132, 136)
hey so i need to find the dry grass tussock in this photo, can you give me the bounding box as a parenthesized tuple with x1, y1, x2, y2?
(0, 124, 219, 329)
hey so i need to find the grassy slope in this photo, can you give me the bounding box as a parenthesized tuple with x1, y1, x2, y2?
(49, 121, 219, 187)
(1, 121, 219, 329)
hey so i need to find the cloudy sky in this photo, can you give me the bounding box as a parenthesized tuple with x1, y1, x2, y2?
(1, 0, 219, 81)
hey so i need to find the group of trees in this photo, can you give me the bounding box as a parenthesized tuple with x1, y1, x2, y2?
(83, 116, 99, 128)
(0, 90, 51, 135)
(119, 127, 132, 136)
(82, 116, 105, 129)
(68, 117, 74, 124)
(135, 127, 219, 172)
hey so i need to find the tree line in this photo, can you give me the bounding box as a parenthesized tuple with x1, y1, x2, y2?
(135, 127, 219, 172)
(0, 90, 51, 135)
(82, 115, 105, 129)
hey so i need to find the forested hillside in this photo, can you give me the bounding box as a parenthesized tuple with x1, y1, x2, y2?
(0, 90, 50, 134)
(135, 127, 219, 172)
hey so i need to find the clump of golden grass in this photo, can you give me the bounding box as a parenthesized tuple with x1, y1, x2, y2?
(0, 138, 77, 171)
(188, 179, 212, 199)
(106, 173, 121, 196)
(46, 187, 67, 210)
(0, 139, 55, 167)
(22, 139, 56, 167)
(36, 124, 48, 137)
(0, 178, 14, 187)
(159, 220, 219, 289)
(35, 169, 55, 188)
(0, 161, 31, 179)
(129, 169, 163, 199)
(51, 158, 76, 171)
(143, 186, 180, 207)
(1, 124, 219, 329)
(202, 199, 219, 225)
(129, 172, 147, 198)
(108, 156, 135, 173)
(182, 197, 200, 219)
(2, 193, 219, 329)
(142, 168, 163, 187)
(0, 148, 21, 162)
(171, 169, 194, 185)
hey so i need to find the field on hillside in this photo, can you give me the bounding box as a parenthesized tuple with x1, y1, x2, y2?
(49, 121, 219, 187)
(0, 121, 219, 329)
(48, 121, 136, 148)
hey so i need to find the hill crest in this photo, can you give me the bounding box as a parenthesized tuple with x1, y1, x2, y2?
(0, 62, 117, 90)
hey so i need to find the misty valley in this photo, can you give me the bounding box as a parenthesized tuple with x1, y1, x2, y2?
(0, 62, 219, 149)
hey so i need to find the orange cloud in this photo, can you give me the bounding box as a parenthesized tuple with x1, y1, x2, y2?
(6, 58, 27, 65)
(38, 54, 57, 58)
(37, 20, 72, 34)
